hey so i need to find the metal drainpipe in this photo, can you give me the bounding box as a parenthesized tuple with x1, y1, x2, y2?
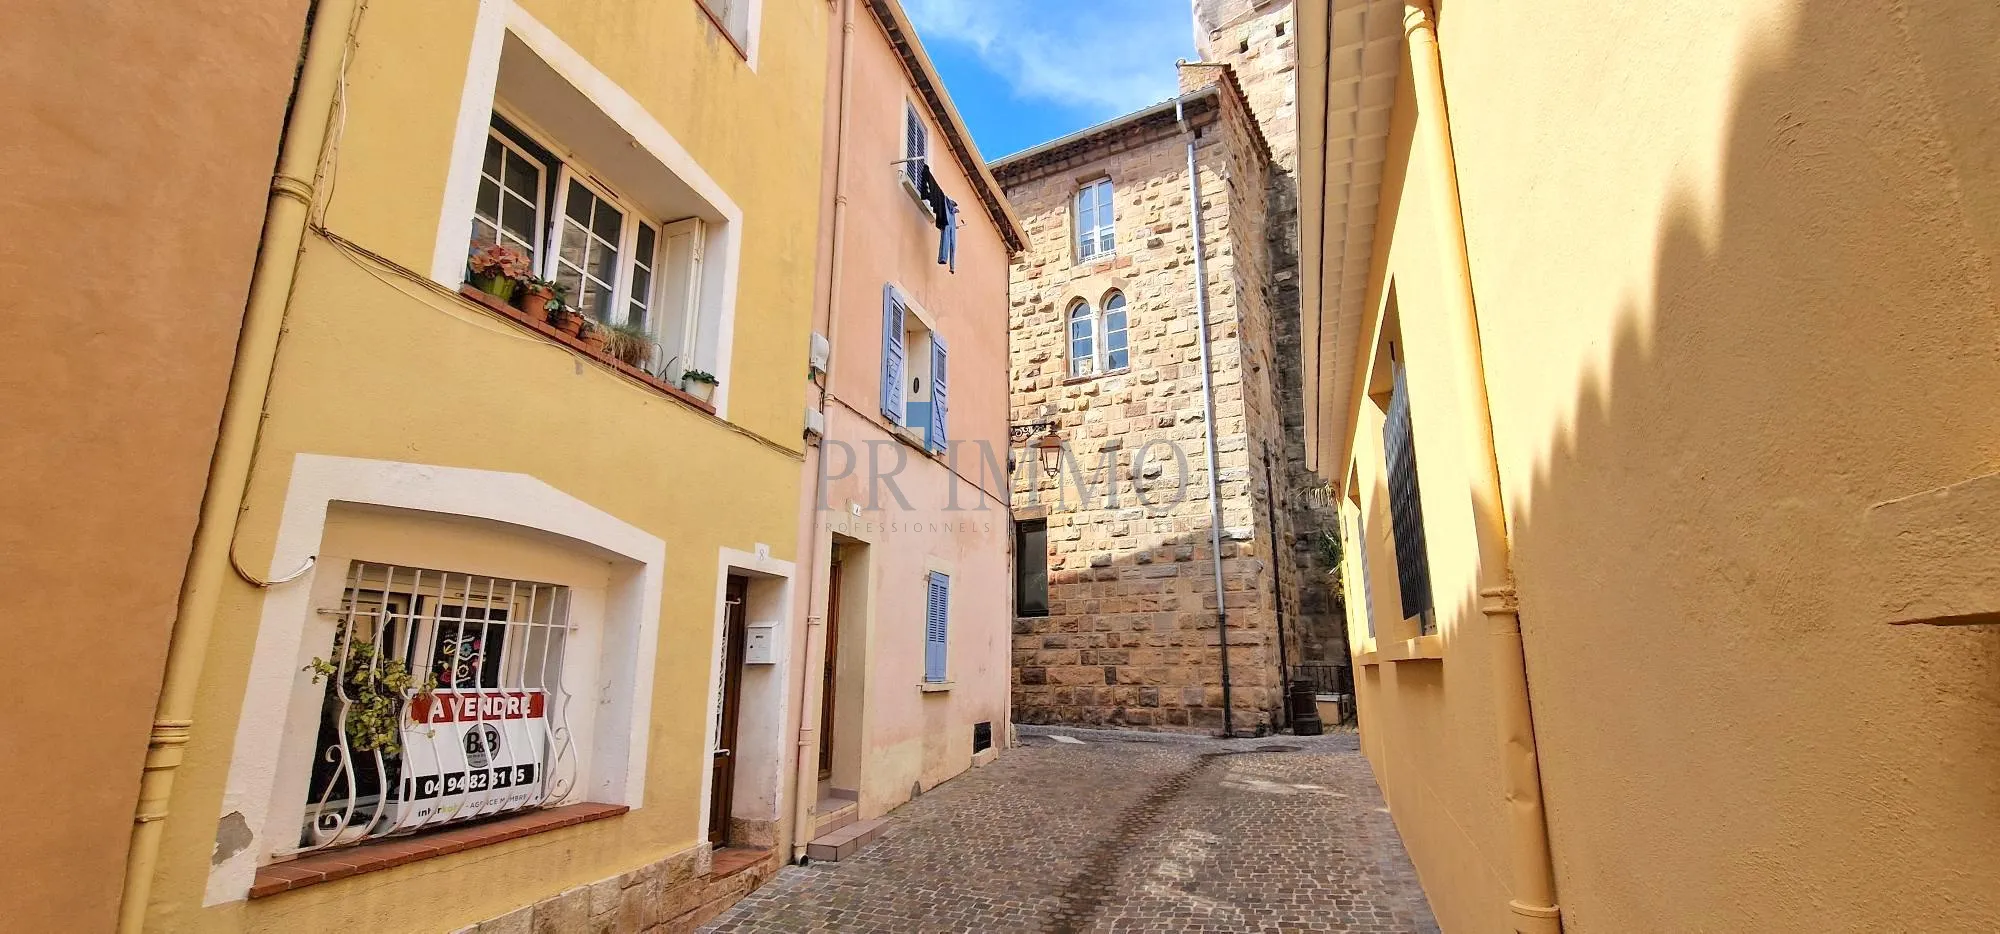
(790, 0, 858, 864)
(1176, 92, 1232, 738)
(1402, 3, 1562, 931)
(1262, 455, 1292, 727)
(114, 1, 363, 929)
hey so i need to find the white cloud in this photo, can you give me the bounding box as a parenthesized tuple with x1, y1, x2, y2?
(904, 0, 1196, 118)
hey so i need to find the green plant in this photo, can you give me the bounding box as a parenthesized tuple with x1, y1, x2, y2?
(605, 321, 658, 367)
(1311, 529, 1342, 571)
(467, 244, 532, 281)
(682, 369, 718, 385)
(305, 630, 437, 755)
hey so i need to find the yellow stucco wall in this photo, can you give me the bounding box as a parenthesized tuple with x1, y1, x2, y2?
(0, 3, 308, 931)
(1340, 1, 2000, 931)
(141, 2, 828, 931)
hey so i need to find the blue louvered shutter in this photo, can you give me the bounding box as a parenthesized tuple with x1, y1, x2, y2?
(924, 572, 949, 682)
(881, 286, 905, 422)
(928, 332, 948, 453)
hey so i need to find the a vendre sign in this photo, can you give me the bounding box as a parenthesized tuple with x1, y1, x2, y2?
(397, 688, 548, 825)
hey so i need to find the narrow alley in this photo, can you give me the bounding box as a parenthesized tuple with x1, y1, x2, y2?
(704, 728, 1437, 934)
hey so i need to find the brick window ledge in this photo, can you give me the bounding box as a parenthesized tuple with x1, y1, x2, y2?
(456, 286, 717, 416)
(249, 803, 628, 899)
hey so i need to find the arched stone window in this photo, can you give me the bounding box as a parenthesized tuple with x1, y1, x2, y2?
(1068, 300, 1096, 377)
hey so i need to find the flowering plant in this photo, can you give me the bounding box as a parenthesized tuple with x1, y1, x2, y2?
(468, 244, 533, 281)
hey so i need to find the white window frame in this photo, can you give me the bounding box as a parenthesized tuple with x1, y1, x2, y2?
(472, 128, 548, 266)
(544, 164, 663, 333)
(431, 6, 747, 415)
(1066, 291, 1129, 378)
(1076, 178, 1115, 261)
(1067, 300, 1096, 378)
(903, 100, 929, 184)
(205, 455, 667, 907)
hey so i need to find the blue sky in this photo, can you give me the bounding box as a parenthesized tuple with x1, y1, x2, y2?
(903, 0, 1198, 162)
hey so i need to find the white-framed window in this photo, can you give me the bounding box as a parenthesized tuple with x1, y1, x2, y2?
(1067, 290, 1129, 378)
(695, 0, 756, 58)
(465, 116, 707, 375)
(1076, 178, 1115, 260)
(903, 100, 928, 184)
(1067, 300, 1096, 378)
(298, 562, 580, 852)
(880, 285, 949, 452)
(472, 132, 546, 265)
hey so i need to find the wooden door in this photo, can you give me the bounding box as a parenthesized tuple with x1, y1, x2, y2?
(818, 559, 842, 780)
(708, 576, 748, 846)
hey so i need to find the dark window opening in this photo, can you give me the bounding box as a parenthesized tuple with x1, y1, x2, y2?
(1383, 363, 1435, 631)
(1276, 22, 1286, 36)
(1015, 519, 1049, 617)
(973, 721, 992, 754)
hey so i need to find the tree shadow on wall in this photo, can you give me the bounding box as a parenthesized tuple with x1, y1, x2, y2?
(1472, 1, 2000, 930)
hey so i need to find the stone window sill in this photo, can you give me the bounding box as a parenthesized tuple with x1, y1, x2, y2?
(248, 803, 628, 899)
(1355, 634, 1444, 667)
(898, 172, 938, 222)
(1063, 367, 1130, 386)
(919, 681, 954, 693)
(456, 287, 716, 416)
(888, 423, 941, 459)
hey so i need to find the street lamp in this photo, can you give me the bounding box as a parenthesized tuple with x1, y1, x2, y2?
(1034, 429, 1064, 479)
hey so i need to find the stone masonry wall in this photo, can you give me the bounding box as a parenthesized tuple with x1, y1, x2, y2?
(1199, 1, 1350, 668)
(999, 73, 1280, 733)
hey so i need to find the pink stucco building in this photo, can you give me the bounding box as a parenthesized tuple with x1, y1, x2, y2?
(778, 0, 1026, 861)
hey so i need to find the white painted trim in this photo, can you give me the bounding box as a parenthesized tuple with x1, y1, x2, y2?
(206, 454, 666, 906)
(429, 2, 743, 417)
(698, 546, 797, 845)
(742, 0, 766, 72)
(431, 0, 512, 287)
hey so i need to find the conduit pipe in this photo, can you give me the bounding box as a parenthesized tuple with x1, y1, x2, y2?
(116, 0, 363, 929)
(790, 0, 858, 864)
(1401, 3, 1562, 931)
(1176, 91, 1234, 737)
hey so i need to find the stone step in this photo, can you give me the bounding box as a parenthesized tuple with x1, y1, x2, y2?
(814, 799, 858, 836)
(805, 816, 887, 862)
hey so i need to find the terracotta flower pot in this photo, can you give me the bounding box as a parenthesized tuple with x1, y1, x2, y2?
(558, 309, 586, 338)
(582, 326, 608, 354)
(519, 286, 553, 319)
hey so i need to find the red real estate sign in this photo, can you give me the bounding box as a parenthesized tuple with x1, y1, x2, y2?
(409, 690, 547, 724)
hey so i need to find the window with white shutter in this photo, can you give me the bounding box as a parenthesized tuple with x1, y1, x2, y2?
(924, 571, 949, 683)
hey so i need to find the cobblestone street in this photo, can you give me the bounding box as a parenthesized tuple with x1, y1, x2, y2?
(703, 727, 1438, 933)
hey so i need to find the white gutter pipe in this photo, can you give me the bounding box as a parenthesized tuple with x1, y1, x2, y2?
(1176, 90, 1234, 737)
(790, 0, 857, 864)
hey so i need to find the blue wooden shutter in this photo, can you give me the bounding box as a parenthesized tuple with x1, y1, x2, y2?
(881, 286, 905, 422)
(924, 572, 949, 682)
(928, 332, 948, 452)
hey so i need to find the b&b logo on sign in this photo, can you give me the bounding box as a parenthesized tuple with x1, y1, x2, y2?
(400, 689, 547, 817)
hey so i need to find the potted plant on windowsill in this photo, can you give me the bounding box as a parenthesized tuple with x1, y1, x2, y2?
(519, 276, 562, 319)
(549, 298, 586, 338)
(580, 318, 610, 355)
(305, 631, 438, 757)
(605, 322, 658, 369)
(681, 369, 718, 403)
(467, 244, 532, 303)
